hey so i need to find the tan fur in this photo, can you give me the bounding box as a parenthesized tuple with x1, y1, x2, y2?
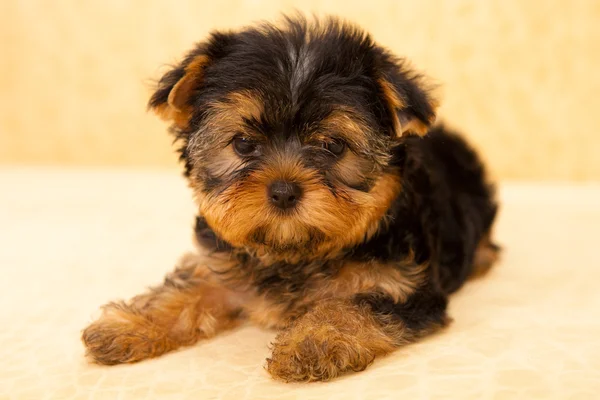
(82, 256, 244, 365)
(245, 296, 292, 329)
(471, 233, 500, 279)
(206, 146, 245, 178)
(168, 57, 208, 111)
(197, 90, 264, 143)
(83, 249, 434, 375)
(378, 78, 406, 136)
(334, 150, 376, 188)
(317, 107, 372, 150)
(83, 18, 490, 383)
(377, 77, 438, 136)
(187, 90, 265, 182)
(266, 299, 402, 382)
(167, 89, 401, 263)
(179, 93, 400, 263)
(200, 169, 401, 263)
(319, 257, 427, 303)
(152, 55, 210, 128)
(400, 117, 434, 136)
(242, 256, 426, 329)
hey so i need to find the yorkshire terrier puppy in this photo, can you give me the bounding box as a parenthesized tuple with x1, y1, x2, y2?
(82, 16, 498, 382)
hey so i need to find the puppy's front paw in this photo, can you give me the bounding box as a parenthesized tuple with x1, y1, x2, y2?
(266, 325, 376, 382)
(82, 304, 171, 365)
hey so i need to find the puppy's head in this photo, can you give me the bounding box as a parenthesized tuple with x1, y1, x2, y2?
(149, 17, 437, 260)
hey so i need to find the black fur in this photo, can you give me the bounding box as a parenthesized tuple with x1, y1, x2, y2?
(350, 125, 498, 294)
(153, 16, 497, 351)
(354, 284, 448, 333)
(149, 16, 435, 181)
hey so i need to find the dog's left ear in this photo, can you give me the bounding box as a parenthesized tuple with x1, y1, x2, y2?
(376, 56, 438, 137)
(148, 32, 234, 129)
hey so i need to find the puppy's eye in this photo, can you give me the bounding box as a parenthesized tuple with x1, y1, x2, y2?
(322, 139, 346, 156)
(233, 136, 258, 157)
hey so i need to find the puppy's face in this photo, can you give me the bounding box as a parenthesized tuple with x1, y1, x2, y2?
(149, 18, 437, 259)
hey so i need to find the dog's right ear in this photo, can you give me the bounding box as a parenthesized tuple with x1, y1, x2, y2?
(148, 32, 234, 128)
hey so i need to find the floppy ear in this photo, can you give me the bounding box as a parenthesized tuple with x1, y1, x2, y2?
(148, 33, 234, 128)
(377, 58, 438, 137)
(148, 56, 209, 128)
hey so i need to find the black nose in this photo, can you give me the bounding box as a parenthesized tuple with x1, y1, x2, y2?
(268, 180, 303, 210)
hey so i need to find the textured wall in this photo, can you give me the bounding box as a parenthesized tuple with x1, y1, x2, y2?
(1, 1, 599, 180)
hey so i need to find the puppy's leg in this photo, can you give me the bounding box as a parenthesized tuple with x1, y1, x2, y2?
(471, 233, 501, 279)
(267, 288, 448, 382)
(82, 254, 244, 365)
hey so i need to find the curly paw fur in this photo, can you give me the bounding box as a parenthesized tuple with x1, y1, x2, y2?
(266, 300, 398, 382)
(82, 304, 177, 365)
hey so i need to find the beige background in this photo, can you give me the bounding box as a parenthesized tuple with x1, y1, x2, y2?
(1, 1, 599, 180)
(2, 2, 600, 396)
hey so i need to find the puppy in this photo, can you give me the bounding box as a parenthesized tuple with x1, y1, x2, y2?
(82, 16, 499, 382)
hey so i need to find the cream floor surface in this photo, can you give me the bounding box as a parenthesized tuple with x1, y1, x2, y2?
(0, 168, 599, 400)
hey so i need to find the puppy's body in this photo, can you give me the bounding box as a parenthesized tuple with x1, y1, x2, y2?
(83, 17, 498, 382)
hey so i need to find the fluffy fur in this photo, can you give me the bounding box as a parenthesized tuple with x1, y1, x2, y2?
(82, 16, 498, 382)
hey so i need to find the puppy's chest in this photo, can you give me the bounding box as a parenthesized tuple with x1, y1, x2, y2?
(241, 257, 427, 329)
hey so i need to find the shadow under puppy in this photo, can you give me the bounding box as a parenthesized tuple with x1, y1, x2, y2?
(82, 16, 499, 382)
